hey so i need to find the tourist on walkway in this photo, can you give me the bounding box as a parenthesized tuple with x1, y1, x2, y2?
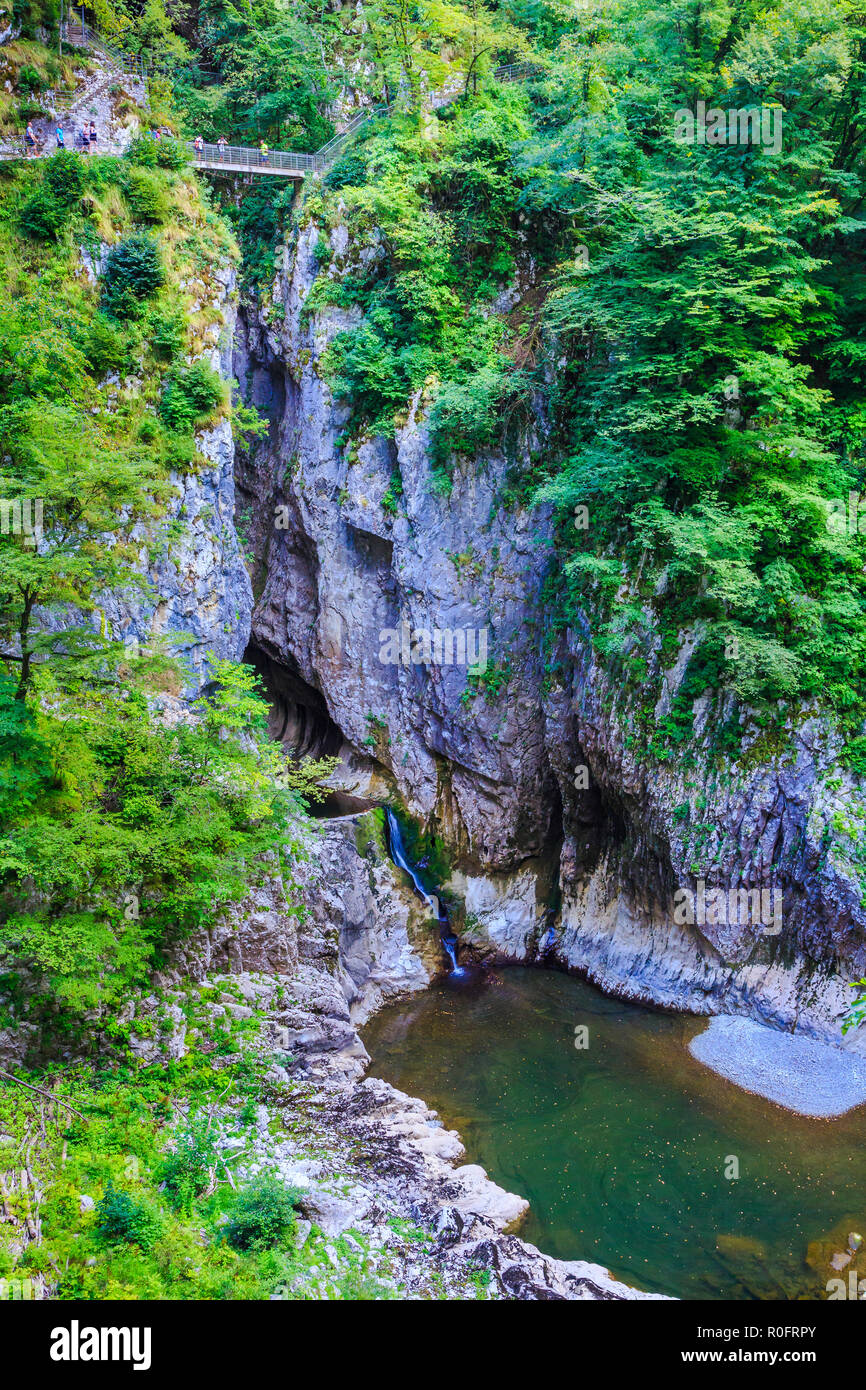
(259, 139, 269, 164)
(56, 124, 65, 149)
(217, 134, 227, 159)
(194, 134, 204, 159)
(25, 121, 36, 156)
(89, 120, 97, 148)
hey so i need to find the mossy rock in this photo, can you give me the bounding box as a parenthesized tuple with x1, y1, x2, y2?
(354, 806, 387, 860)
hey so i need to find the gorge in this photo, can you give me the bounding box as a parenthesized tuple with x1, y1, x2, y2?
(210, 224, 866, 1300)
(231, 211, 866, 1063)
(2, 0, 866, 1317)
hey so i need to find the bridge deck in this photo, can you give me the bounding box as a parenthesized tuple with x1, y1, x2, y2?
(0, 140, 309, 176)
(193, 146, 309, 177)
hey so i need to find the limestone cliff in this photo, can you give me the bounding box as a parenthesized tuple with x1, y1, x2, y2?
(232, 209, 866, 1054)
(101, 262, 253, 693)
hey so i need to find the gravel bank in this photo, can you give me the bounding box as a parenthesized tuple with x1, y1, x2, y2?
(689, 1015, 866, 1117)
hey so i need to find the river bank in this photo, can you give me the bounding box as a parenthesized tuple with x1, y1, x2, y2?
(144, 814, 672, 1301)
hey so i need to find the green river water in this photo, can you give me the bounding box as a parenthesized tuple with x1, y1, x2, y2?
(361, 966, 866, 1300)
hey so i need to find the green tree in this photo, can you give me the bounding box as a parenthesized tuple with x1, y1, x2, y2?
(0, 659, 327, 1017)
(523, 0, 866, 722)
(0, 400, 164, 701)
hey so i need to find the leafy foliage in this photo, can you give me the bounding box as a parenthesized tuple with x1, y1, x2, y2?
(124, 167, 171, 223)
(0, 136, 238, 704)
(0, 135, 337, 1038)
(18, 152, 86, 240)
(102, 232, 164, 317)
(0, 661, 318, 1018)
(224, 1174, 300, 1251)
(94, 1181, 163, 1249)
(157, 1116, 220, 1214)
(126, 134, 191, 171)
(159, 360, 225, 433)
(513, 0, 866, 727)
(313, 94, 538, 458)
(169, 0, 335, 150)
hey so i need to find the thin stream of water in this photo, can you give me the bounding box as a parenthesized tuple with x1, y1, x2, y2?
(385, 808, 460, 971)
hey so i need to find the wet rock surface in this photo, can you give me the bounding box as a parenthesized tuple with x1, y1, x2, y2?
(153, 816, 667, 1300)
(232, 215, 866, 1056)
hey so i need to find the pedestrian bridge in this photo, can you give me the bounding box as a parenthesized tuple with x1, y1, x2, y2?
(192, 142, 313, 177)
(0, 36, 539, 180)
(0, 136, 317, 178)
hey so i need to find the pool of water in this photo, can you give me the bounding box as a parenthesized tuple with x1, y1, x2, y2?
(361, 966, 866, 1300)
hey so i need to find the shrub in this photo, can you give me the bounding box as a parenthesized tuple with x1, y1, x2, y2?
(18, 65, 45, 94)
(428, 364, 521, 467)
(18, 185, 66, 240)
(148, 305, 185, 361)
(18, 152, 86, 241)
(840, 737, 866, 779)
(125, 135, 159, 168)
(85, 314, 132, 376)
(159, 360, 224, 433)
(381, 470, 403, 515)
(225, 1176, 300, 1252)
(127, 135, 189, 171)
(324, 150, 367, 190)
(102, 233, 164, 318)
(16, 100, 47, 121)
(124, 167, 169, 224)
(94, 1182, 162, 1250)
(155, 140, 191, 171)
(157, 1117, 217, 1213)
(137, 415, 161, 444)
(43, 150, 85, 207)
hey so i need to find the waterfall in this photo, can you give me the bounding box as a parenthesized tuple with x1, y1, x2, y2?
(385, 808, 460, 972)
(385, 808, 437, 909)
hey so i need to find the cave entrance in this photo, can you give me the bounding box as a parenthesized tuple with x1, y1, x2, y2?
(245, 639, 344, 761)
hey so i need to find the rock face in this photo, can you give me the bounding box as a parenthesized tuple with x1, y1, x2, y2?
(549, 637, 866, 1050)
(167, 814, 436, 1071)
(102, 266, 253, 694)
(233, 221, 559, 871)
(233, 211, 866, 1055)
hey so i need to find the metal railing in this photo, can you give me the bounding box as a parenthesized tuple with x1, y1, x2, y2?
(192, 141, 316, 175)
(493, 61, 544, 82)
(61, 21, 151, 79)
(0, 137, 127, 160)
(313, 104, 389, 168)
